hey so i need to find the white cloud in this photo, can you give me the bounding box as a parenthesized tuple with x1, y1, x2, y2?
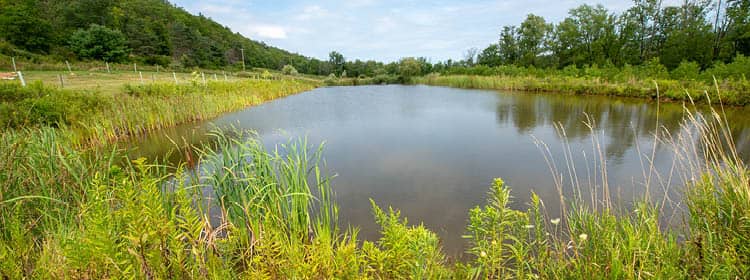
(295, 5, 331, 21)
(247, 25, 288, 39)
(345, 0, 378, 8)
(197, 4, 236, 15)
(374, 17, 397, 33)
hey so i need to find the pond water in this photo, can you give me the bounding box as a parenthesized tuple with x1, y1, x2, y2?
(124, 85, 750, 257)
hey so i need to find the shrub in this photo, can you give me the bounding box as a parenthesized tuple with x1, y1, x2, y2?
(282, 64, 299, 75)
(671, 61, 701, 80)
(68, 24, 130, 62)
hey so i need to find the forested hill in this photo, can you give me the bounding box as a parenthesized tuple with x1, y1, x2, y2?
(0, 0, 329, 74)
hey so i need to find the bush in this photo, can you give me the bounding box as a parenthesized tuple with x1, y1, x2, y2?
(0, 83, 103, 128)
(281, 64, 298, 75)
(68, 24, 130, 62)
(671, 61, 701, 80)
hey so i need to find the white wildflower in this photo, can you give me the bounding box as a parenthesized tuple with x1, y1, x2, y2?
(579, 233, 588, 241)
(550, 218, 561, 225)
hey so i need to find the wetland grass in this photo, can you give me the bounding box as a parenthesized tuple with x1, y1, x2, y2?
(1, 80, 748, 278)
(415, 74, 750, 106)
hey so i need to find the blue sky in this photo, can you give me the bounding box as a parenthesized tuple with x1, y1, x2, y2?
(171, 0, 681, 63)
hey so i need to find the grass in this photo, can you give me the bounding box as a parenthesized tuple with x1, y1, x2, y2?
(15, 70, 241, 94)
(0, 75, 319, 146)
(0, 67, 748, 278)
(0, 106, 747, 279)
(415, 74, 750, 106)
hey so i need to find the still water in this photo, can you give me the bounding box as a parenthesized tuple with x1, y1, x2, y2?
(125, 85, 750, 256)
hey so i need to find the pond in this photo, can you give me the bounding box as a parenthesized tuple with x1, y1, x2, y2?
(124, 85, 750, 257)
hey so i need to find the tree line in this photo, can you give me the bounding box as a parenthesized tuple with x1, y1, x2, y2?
(1, 0, 748, 79)
(0, 0, 351, 75)
(472, 0, 749, 70)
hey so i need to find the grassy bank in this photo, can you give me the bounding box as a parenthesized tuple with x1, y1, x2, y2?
(0, 77, 319, 146)
(415, 74, 750, 106)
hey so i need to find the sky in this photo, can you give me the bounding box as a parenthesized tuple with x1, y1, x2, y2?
(171, 0, 683, 63)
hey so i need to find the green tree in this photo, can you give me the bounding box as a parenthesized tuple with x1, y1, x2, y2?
(620, 0, 663, 62)
(518, 14, 551, 66)
(69, 24, 130, 62)
(498, 25, 520, 64)
(477, 44, 502, 67)
(724, 0, 750, 56)
(329, 51, 346, 75)
(554, 5, 619, 66)
(658, 2, 714, 69)
(398, 57, 422, 81)
(0, 3, 53, 52)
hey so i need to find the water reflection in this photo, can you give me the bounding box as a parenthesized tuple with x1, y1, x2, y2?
(121, 85, 750, 257)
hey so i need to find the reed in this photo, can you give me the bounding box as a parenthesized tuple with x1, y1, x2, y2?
(0, 79, 319, 147)
(415, 74, 750, 106)
(0, 85, 748, 278)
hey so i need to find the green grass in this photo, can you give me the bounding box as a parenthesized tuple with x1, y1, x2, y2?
(415, 74, 750, 106)
(1, 69, 748, 278)
(0, 76, 319, 146)
(1, 106, 747, 279)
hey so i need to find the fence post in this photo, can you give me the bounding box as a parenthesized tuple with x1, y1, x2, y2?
(11, 57, 17, 72)
(139, 71, 144, 84)
(65, 61, 73, 74)
(173, 72, 178, 84)
(17, 71, 26, 87)
(213, 73, 217, 81)
(106, 61, 110, 73)
(58, 74, 65, 88)
(156, 65, 159, 73)
(201, 72, 206, 85)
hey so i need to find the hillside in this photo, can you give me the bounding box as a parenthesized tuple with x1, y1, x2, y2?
(0, 0, 329, 74)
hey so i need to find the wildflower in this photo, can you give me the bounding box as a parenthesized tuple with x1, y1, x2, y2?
(579, 233, 588, 241)
(524, 224, 535, 229)
(550, 218, 561, 225)
(480, 251, 487, 257)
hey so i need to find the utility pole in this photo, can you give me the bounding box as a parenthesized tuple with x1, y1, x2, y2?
(240, 48, 246, 72)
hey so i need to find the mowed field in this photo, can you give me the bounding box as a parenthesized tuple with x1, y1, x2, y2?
(5, 70, 240, 93)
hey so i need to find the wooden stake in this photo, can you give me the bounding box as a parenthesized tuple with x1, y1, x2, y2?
(156, 65, 159, 73)
(240, 48, 246, 71)
(58, 74, 65, 88)
(65, 61, 73, 74)
(11, 57, 17, 72)
(139, 71, 144, 84)
(105, 61, 110, 73)
(213, 73, 217, 80)
(173, 72, 178, 84)
(223, 71, 227, 81)
(133, 63, 137, 73)
(201, 72, 206, 85)
(17, 71, 25, 87)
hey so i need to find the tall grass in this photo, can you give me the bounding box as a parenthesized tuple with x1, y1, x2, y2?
(415, 74, 750, 106)
(1, 89, 748, 278)
(0, 78, 319, 146)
